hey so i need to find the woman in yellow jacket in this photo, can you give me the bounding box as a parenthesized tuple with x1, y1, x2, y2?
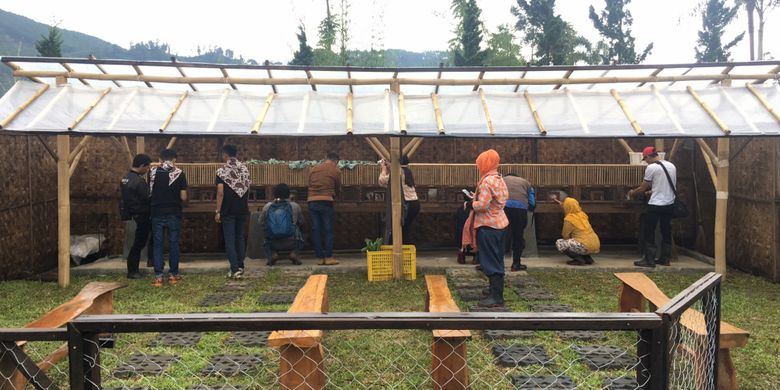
(555, 197, 600, 266)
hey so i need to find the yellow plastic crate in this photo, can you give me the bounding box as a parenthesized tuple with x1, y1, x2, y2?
(366, 245, 417, 281)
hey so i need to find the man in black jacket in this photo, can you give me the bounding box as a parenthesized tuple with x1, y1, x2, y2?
(120, 154, 152, 279)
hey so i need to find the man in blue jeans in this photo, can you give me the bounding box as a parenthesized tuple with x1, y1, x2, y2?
(150, 149, 188, 287)
(215, 144, 250, 279)
(307, 152, 341, 265)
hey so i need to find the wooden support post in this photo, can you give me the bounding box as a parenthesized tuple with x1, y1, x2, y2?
(0, 84, 49, 129)
(346, 92, 353, 134)
(136, 137, 145, 154)
(390, 137, 403, 279)
(57, 135, 70, 288)
(715, 139, 729, 276)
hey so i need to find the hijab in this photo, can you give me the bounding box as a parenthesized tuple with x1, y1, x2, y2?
(562, 197, 593, 232)
(476, 149, 500, 179)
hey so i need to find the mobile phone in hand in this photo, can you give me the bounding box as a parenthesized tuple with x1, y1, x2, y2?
(462, 189, 474, 199)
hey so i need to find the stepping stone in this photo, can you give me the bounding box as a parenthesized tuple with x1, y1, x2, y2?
(513, 289, 558, 301)
(217, 282, 251, 293)
(257, 293, 296, 305)
(468, 305, 511, 312)
(200, 354, 263, 376)
(224, 331, 271, 347)
(483, 330, 534, 340)
(492, 345, 553, 367)
(446, 269, 482, 278)
(187, 385, 249, 390)
(113, 354, 177, 378)
(199, 294, 240, 307)
(604, 377, 639, 390)
(529, 304, 573, 312)
(148, 332, 202, 347)
(511, 375, 575, 389)
(457, 288, 485, 301)
(452, 279, 488, 289)
(573, 345, 636, 370)
(559, 330, 605, 341)
(506, 278, 542, 289)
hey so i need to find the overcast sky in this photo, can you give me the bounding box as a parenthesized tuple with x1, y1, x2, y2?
(3, 0, 778, 64)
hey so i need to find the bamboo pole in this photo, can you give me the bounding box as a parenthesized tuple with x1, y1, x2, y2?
(346, 92, 353, 134)
(610, 89, 644, 135)
(170, 59, 198, 91)
(398, 92, 407, 134)
(367, 137, 390, 160)
(56, 135, 70, 288)
(698, 141, 719, 188)
(68, 147, 85, 178)
(68, 87, 111, 130)
(136, 136, 145, 154)
(390, 137, 403, 279)
(167, 137, 178, 150)
(402, 137, 422, 156)
(406, 138, 424, 159)
(61, 63, 90, 85)
(5, 61, 43, 83)
(13, 70, 778, 86)
(251, 92, 274, 134)
(305, 70, 317, 91)
(696, 138, 720, 165)
(745, 83, 780, 123)
(687, 86, 731, 135)
(88, 54, 122, 87)
(160, 91, 189, 132)
(220, 68, 238, 90)
(479, 88, 494, 135)
(431, 93, 444, 134)
(131, 65, 154, 88)
(68, 135, 92, 163)
(714, 138, 730, 276)
(120, 136, 133, 163)
(365, 138, 386, 160)
(523, 90, 546, 135)
(617, 139, 634, 154)
(0, 84, 49, 129)
(668, 139, 681, 162)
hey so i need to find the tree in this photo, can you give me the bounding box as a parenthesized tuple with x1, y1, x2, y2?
(746, 0, 756, 60)
(318, 0, 338, 51)
(588, 0, 653, 64)
(754, 0, 780, 59)
(290, 23, 314, 65)
(450, 0, 488, 66)
(127, 40, 171, 61)
(486, 25, 524, 66)
(695, 0, 745, 62)
(338, 0, 350, 65)
(512, 0, 595, 65)
(35, 25, 63, 57)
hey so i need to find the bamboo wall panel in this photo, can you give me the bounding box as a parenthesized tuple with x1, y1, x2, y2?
(0, 136, 31, 209)
(727, 199, 776, 279)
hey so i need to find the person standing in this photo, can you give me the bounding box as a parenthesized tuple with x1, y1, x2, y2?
(150, 149, 188, 286)
(215, 144, 250, 279)
(469, 149, 509, 307)
(307, 152, 341, 265)
(261, 183, 305, 266)
(120, 154, 152, 279)
(629, 146, 677, 268)
(503, 173, 535, 271)
(379, 155, 421, 244)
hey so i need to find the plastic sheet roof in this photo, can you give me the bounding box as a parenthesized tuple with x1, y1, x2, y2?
(1, 57, 779, 137)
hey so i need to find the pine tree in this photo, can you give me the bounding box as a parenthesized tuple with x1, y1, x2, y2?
(35, 25, 63, 57)
(290, 24, 314, 65)
(695, 0, 745, 62)
(451, 0, 488, 66)
(512, 0, 594, 65)
(589, 0, 653, 64)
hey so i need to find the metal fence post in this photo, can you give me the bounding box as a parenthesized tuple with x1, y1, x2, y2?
(67, 323, 85, 390)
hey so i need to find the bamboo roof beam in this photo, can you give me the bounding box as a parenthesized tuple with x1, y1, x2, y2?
(472, 70, 485, 91)
(687, 86, 731, 135)
(431, 93, 444, 134)
(611, 89, 644, 135)
(171, 57, 197, 91)
(251, 92, 275, 134)
(346, 92, 353, 135)
(398, 92, 407, 134)
(554, 70, 573, 90)
(637, 68, 663, 87)
(131, 65, 154, 88)
(710, 65, 734, 85)
(61, 63, 90, 86)
(479, 88, 494, 135)
(305, 70, 317, 91)
(264, 60, 277, 94)
(88, 54, 122, 87)
(745, 83, 780, 123)
(668, 67, 693, 87)
(5, 61, 43, 83)
(617, 139, 634, 154)
(160, 91, 189, 132)
(512, 71, 528, 93)
(651, 85, 686, 134)
(0, 83, 49, 129)
(220, 68, 238, 90)
(347, 66, 353, 94)
(68, 87, 111, 130)
(434, 63, 444, 94)
(564, 88, 590, 134)
(68, 135, 92, 163)
(752, 64, 780, 84)
(588, 69, 610, 89)
(523, 90, 546, 136)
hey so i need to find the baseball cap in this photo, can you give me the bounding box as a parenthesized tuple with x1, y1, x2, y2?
(642, 146, 657, 159)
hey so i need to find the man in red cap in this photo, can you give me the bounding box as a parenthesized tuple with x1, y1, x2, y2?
(628, 146, 677, 268)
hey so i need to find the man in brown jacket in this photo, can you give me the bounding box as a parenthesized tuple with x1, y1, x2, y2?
(307, 152, 341, 265)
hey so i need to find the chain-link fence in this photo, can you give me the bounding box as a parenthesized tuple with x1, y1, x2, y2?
(0, 330, 70, 389)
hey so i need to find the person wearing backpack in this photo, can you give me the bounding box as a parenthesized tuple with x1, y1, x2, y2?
(260, 183, 305, 266)
(215, 145, 251, 279)
(628, 146, 677, 268)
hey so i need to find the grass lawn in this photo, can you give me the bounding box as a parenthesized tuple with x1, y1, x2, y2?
(0, 268, 778, 389)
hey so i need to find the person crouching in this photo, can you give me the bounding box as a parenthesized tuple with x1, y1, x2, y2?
(555, 197, 600, 266)
(261, 184, 305, 266)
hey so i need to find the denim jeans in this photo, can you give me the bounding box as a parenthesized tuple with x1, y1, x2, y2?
(222, 214, 247, 273)
(152, 215, 181, 277)
(308, 201, 334, 259)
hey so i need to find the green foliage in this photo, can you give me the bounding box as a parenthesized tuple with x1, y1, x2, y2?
(35, 25, 63, 57)
(486, 24, 525, 66)
(588, 0, 653, 64)
(127, 40, 170, 60)
(450, 0, 488, 66)
(512, 0, 595, 65)
(695, 0, 745, 62)
(289, 23, 314, 66)
(361, 237, 384, 252)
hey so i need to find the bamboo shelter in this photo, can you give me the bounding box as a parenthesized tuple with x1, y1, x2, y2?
(1, 56, 780, 286)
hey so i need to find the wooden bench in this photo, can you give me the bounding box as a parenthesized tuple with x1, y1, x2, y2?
(424, 275, 471, 390)
(615, 272, 749, 390)
(0, 281, 126, 390)
(268, 275, 328, 390)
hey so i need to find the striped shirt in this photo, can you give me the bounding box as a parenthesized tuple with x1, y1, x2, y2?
(473, 174, 509, 229)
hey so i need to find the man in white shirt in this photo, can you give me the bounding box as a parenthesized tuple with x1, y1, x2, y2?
(628, 146, 677, 268)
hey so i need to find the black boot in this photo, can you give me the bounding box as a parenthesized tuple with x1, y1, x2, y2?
(564, 250, 587, 266)
(657, 244, 672, 266)
(511, 255, 527, 271)
(582, 255, 595, 265)
(634, 243, 656, 268)
(478, 275, 505, 307)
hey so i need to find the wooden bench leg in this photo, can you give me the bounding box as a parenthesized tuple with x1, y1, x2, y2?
(431, 337, 468, 390)
(618, 284, 646, 313)
(279, 343, 325, 390)
(717, 348, 738, 390)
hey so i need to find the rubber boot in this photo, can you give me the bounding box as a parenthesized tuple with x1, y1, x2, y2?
(564, 250, 587, 266)
(634, 243, 656, 268)
(582, 255, 595, 265)
(511, 253, 527, 271)
(657, 243, 672, 266)
(478, 275, 505, 307)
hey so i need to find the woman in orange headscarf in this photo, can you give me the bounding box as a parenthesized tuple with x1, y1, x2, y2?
(555, 197, 600, 266)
